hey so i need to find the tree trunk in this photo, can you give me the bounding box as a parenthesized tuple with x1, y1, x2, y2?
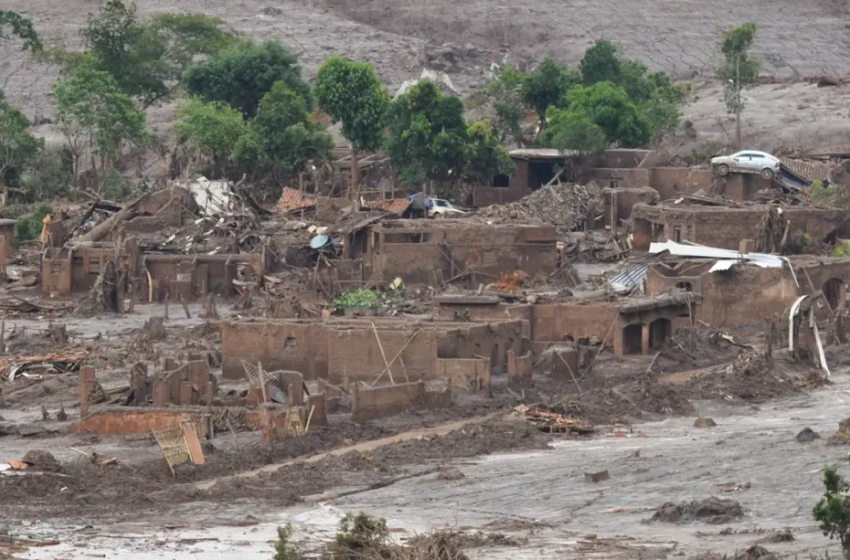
(735, 110, 742, 150)
(350, 145, 360, 210)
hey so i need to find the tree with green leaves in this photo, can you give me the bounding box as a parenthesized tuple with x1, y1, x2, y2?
(483, 64, 527, 145)
(462, 120, 514, 185)
(0, 10, 42, 51)
(814, 461, 850, 555)
(717, 23, 759, 148)
(79, 0, 236, 107)
(522, 58, 580, 127)
(565, 82, 652, 148)
(580, 40, 622, 85)
(385, 81, 469, 188)
(540, 108, 608, 157)
(174, 97, 247, 177)
(54, 68, 150, 190)
(235, 82, 333, 177)
(315, 57, 390, 201)
(183, 40, 311, 119)
(0, 90, 43, 189)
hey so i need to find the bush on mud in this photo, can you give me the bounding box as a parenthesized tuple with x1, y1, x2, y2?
(814, 463, 850, 554)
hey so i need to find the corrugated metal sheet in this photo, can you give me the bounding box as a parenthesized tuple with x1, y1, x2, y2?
(780, 158, 833, 183)
(649, 240, 783, 269)
(275, 188, 316, 214)
(608, 252, 668, 294)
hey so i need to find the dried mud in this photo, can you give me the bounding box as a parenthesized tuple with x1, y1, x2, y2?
(0, 419, 550, 520)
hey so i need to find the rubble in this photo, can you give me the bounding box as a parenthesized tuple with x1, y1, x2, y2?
(652, 497, 744, 524)
(476, 183, 599, 236)
(1, 352, 85, 382)
(517, 404, 595, 436)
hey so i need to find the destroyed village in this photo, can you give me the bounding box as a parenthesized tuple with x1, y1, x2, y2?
(8, 2, 850, 560)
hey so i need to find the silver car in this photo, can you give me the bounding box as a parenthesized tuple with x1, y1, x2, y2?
(711, 150, 780, 179)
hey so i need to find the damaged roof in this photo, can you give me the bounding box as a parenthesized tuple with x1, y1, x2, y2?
(367, 198, 410, 216)
(275, 188, 316, 213)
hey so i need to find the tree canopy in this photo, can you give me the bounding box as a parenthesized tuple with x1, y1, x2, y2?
(716, 23, 759, 146)
(54, 68, 150, 187)
(539, 109, 607, 156)
(183, 40, 312, 118)
(235, 82, 333, 175)
(175, 97, 247, 176)
(521, 58, 580, 126)
(385, 81, 469, 186)
(565, 82, 652, 148)
(80, 0, 235, 106)
(580, 40, 622, 85)
(315, 57, 390, 154)
(462, 120, 514, 185)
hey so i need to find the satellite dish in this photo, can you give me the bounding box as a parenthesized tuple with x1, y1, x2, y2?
(310, 234, 331, 249)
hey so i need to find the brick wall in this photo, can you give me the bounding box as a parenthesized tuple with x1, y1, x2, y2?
(649, 168, 713, 199)
(351, 381, 452, 422)
(530, 302, 620, 343)
(586, 168, 650, 189)
(75, 408, 210, 437)
(507, 350, 533, 389)
(221, 321, 329, 380)
(327, 328, 436, 385)
(435, 358, 491, 393)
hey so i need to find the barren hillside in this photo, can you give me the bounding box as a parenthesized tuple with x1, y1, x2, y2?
(3, 0, 850, 152)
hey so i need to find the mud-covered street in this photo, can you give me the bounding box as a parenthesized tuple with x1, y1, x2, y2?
(5, 376, 850, 559)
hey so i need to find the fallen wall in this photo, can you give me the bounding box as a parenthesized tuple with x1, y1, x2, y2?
(74, 408, 211, 437)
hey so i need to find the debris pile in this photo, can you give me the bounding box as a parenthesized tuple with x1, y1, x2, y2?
(476, 183, 598, 235)
(1, 352, 85, 382)
(684, 351, 815, 402)
(515, 404, 595, 435)
(651, 497, 743, 524)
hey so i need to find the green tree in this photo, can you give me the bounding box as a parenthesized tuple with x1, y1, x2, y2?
(0, 91, 43, 189)
(385, 81, 468, 187)
(717, 23, 759, 148)
(174, 97, 247, 176)
(80, 0, 235, 107)
(522, 58, 580, 126)
(315, 57, 390, 201)
(814, 463, 850, 555)
(235, 82, 333, 177)
(566, 82, 652, 148)
(580, 40, 622, 85)
(483, 65, 527, 144)
(0, 10, 42, 51)
(462, 120, 514, 185)
(540, 108, 608, 156)
(183, 40, 311, 119)
(54, 68, 150, 190)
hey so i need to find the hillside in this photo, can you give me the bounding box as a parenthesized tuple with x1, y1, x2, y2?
(2, 0, 850, 153)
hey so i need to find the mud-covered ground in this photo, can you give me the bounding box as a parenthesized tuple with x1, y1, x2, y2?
(5, 380, 850, 560)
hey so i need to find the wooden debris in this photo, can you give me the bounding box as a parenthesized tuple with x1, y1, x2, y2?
(8, 458, 27, 470)
(516, 404, 594, 435)
(585, 470, 610, 483)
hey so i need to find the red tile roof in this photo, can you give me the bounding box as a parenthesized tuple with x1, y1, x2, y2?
(275, 188, 316, 214)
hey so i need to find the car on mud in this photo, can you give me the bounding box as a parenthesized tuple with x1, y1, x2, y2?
(711, 150, 780, 179)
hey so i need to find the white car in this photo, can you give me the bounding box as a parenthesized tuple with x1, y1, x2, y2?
(428, 199, 467, 218)
(711, 150, 780, 179)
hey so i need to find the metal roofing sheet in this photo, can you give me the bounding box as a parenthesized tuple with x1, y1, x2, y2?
(649, 240, 783, 269)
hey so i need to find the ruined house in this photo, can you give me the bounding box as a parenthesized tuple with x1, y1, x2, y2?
(631, 203, 850, 251)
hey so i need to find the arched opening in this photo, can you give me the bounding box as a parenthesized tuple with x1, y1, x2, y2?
(675, 281, 693, 292)
(623, 324, 643, 355)
(823, 277, 846, 310)
(649, 318, 672, 349)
